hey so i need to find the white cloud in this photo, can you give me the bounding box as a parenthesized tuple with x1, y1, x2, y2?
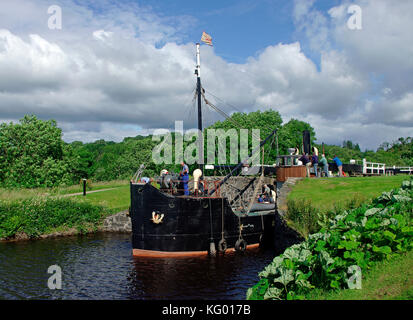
(0, 0, 411, 151)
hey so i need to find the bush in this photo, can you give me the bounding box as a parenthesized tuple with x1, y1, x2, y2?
(287, 193, 370, 239)
(286, 199, 320, 238)
(0, 197, 108, 239)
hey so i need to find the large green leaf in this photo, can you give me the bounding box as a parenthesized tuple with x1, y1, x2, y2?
(273, 268, 294, 286)
(263, 287, 283, 300)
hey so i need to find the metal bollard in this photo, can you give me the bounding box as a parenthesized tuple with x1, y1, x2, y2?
(83, 179, 87, 196)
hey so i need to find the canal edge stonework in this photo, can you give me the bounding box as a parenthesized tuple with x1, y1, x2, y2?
(101, 210, 132, 233)
(276, 177, 303, 216)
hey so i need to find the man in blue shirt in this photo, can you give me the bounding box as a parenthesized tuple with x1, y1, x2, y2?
(140, 177, 150, 183)
(180, 162, 190, 195)
(332, 155, 343, 177)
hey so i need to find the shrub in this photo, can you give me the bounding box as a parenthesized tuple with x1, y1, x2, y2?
(0, 197, 108, 239)
(286, 199, 320, 238)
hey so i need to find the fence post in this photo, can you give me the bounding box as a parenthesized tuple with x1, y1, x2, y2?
(83, 179, 87, 196)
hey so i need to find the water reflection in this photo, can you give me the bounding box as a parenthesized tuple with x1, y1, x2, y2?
(0, 233, 275, 300)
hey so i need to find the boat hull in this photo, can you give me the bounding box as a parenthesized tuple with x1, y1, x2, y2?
(130, 182, 275, 256)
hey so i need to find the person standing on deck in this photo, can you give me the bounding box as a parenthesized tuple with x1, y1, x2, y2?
(299, 153, 311, 177)
(140, 177, 150, 183)
(263, 184, 271, 196)
(270, 189, 276, 203)
(332, 155, 343, 177)
(311, 152, 319, 177)
(180, 162, 190, 195)
(319, 154, 330, 177)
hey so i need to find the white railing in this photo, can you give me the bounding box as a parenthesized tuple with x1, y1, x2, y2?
(391, 166, 413, 175)
(362, 159, 386, 175)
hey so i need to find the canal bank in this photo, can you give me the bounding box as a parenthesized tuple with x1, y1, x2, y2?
(0, 209, 132, 242)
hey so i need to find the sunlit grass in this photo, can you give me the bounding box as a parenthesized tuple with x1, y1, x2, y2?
(73, 185, 130, 214)
(0, 180, 129, 201)
(306, 250, 413, 300)
(287, 175, 409, 213)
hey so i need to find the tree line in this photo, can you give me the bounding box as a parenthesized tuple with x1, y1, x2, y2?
(0, 113, 411, 188)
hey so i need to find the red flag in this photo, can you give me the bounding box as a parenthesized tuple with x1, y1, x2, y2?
(201, 31, 213, 46)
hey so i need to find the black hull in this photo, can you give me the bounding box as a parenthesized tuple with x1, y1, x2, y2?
(130, 182, 275, 256)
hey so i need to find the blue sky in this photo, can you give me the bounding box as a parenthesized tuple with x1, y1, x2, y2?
(132, 0, 344, 65)
(0, 0, 412, 149)
(148, 0, 295, 62)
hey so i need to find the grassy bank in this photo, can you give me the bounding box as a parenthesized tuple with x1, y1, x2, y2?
(0, 180, 129, 201)
(0, 180, 130, 240)
(307, 250, 413, 300)
(288, 175, 407, 213)
(0, 197, 112, 240)
(247, 178, 413, 300)
(285, 175, 410, 238)
(74, 185, 130, 213)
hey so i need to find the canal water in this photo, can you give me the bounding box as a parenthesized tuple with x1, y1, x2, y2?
(0, 233, 276, 300)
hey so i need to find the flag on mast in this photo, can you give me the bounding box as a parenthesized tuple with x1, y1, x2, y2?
(201, 31, 213, 46)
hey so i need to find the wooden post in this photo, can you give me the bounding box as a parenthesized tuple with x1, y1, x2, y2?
(83, 179, 87, 196)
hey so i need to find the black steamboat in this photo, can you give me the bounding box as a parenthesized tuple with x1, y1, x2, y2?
(130, 41, 277, 257)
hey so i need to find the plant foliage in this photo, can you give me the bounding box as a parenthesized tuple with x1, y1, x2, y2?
(247, 178, 413, 300)
(0, 197, 108, 239)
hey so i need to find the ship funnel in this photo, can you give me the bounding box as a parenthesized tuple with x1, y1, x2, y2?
(303, 130, 311, 155)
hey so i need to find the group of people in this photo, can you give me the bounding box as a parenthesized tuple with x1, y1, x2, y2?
(298, 152, 344, 178)
(258, 184, 276, 203)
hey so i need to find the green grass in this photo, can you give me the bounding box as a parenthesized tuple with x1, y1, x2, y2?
(288, 175, 408, 213)
(0, 180, 129, 201)
(306, 250, 413, 300)
(0, 180, 131, 239)
(74, 185, 130, 213)
(0, 197, 109, 239)
(51, 179, 129, 195)
(248, 178, 413, 300)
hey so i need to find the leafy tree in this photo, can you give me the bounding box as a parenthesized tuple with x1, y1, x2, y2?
(207, 109, 283, 165)
(1, 114, 411, 188)
(278, 119, 316, 155)
(0, 115, 78, 188)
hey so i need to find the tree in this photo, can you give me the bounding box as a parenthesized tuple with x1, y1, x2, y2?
(278, 119, 316, 155)
(0, 115, 77, 188)
(207, 109, 283, 165)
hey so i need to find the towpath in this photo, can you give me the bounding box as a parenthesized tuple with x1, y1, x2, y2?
(61, 187, 120, 197)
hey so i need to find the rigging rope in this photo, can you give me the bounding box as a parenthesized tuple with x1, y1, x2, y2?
(245, 147, 265, 214)
(203, 89, 278, 135)
(201, 90, 262, 142)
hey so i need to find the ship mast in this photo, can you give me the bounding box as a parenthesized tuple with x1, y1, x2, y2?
(195, 43, 204, 173)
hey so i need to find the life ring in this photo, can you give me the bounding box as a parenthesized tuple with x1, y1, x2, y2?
(218, 239, 227, 253)
(235, 239, 247, 252)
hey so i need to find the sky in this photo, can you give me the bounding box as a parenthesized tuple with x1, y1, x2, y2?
(0, 0, 412, 150)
